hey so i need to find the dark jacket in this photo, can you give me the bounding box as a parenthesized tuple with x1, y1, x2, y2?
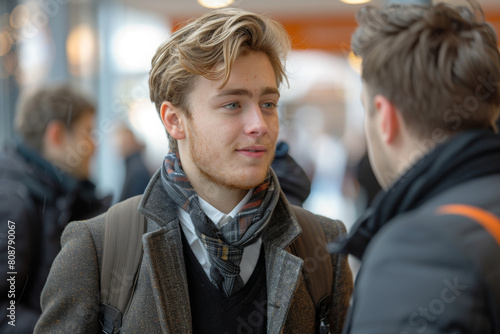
(272, 141, 311, 206)
(34, 168, 353, 334)
(0, 142, 110, 333)
(118, 151, 151, 202)
(340, 130, 500, 334)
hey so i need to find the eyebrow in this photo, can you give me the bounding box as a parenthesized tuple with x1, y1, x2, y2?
(215, 87, 280, 99)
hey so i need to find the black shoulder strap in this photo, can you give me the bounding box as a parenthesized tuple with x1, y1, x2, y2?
(291, 205, 345, 334)
(99, 195, 145, 334)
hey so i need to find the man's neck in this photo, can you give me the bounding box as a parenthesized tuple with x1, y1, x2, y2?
(194, 183, 249, 214)
(390, 133, 443, 187)
(198, 190, 253, 224)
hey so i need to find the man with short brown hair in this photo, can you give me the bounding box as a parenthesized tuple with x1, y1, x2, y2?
(339, 1, 500, 333)
(0, 84, 110, 333)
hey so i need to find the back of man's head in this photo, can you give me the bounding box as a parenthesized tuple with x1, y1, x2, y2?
(15, 84, 95, 153)
(148, 8, 290, 153)
(352, 0, 500, 138)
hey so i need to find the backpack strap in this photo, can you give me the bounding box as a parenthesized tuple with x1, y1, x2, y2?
(437, 204, 500, 333)
(291, 205, 340, 334)
(437, 205, 500, 245)
(99, 195, 146, 334)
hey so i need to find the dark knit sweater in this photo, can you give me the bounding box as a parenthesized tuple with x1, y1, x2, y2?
(182, 233, 267, 334)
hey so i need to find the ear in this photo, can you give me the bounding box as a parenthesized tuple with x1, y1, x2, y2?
(373, 94, 400, 144)
(44, 120, 66, 148)
(160, 101, 186, 140)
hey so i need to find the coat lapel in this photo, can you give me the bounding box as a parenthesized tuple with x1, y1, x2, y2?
(139, 170, 193, 334)
(137, 169, 304, 334)
(263, 195, 303, 334)
(265, 243, 303, 334)
(142, 219, 192, 334)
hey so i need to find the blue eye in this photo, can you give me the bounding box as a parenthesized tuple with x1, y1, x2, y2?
(261, 102, 277, 109)
(225, 102, 239, 110)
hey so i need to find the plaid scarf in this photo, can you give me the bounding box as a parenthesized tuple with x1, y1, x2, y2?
(161, 152, 280, 297)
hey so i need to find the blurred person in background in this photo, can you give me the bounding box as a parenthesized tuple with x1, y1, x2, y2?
(0, 85, 110, 333)
(338, 1, 500, 333)
(353, 152, 381, 208)
(35, 8, 352, 334)
(271, 141, 311, 207)
(113, 124, 152, 202)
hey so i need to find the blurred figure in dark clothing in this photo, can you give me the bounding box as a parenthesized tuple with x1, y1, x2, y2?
(271, 141, 311, 207)
(114, 125, 152, 202)
(354, 153, 381, 208)
(0, 85, 110, 333)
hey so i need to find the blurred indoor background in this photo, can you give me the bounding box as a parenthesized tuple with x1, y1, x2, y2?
(1, 0, 499, 227)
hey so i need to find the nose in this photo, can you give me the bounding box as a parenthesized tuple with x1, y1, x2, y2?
(244, 104, 270, 137)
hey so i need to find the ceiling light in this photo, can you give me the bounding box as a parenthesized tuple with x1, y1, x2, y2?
(66, 24, 97, 76)
(339, 0, 372, 4)
(197, 0, 235, 9)
(112, 24, 169, 73)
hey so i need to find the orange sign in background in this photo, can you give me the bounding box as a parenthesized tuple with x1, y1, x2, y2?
(279, 13, 500, 52)
(173, 11, 500, 53)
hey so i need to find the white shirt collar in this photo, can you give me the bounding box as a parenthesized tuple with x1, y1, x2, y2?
(198, 189, 254, 227)
(177, 189, 262, 285)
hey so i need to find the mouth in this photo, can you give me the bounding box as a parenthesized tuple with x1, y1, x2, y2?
(236, 146, 268, 158)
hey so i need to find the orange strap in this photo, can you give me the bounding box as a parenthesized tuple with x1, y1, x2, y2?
(437, 204, 500, 246)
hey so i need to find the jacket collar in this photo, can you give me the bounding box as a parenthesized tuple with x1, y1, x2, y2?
(12, 139, 101, 205)
(262, 193, 303, 333)
(14, 139, 77, 202)
(138, 169, 178, 226)
(138, 168, 304, 334)
(338, 129, 500, 260)
(138, 170, 192, 333)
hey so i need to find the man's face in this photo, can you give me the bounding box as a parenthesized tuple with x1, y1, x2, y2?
(361, 83, 391, 189)
(63, 111, 96, 180)
(179, 52, 280, 190)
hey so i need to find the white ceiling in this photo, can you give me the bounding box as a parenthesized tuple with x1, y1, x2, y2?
(116, 0, 500, 18)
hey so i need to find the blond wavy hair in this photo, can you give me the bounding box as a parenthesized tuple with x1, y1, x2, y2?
(149, 8, 291, 152)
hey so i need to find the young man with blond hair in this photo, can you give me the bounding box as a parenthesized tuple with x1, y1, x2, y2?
(339, 1, 500, 333)
(35, 8, 352, 334)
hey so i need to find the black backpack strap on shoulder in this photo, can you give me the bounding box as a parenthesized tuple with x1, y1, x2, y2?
(290, 205, 335, 334)
(99, 195, 146, 334)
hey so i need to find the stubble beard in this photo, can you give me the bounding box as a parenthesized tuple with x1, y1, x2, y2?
(187, 122, 273, 191)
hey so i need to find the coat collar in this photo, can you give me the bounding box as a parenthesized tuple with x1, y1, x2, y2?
(137, 168, 304, 334)
(262, 193, 304, 333)
(138, 169, 178, 226)
(142, 220, 192, 333)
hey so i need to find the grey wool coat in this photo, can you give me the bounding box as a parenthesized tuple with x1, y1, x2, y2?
(34, 170, 353, 334)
